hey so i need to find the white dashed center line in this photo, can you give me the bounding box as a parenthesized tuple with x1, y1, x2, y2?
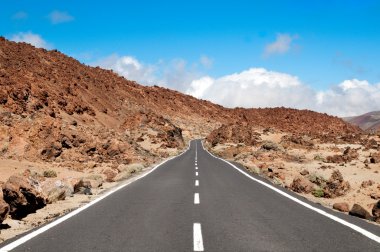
(195, 180, 199, 186)
(194, 193, 200, 204)
(195, 171, 198, 176)
(195, 166, 198, 170)
(193, 223, 204, 251)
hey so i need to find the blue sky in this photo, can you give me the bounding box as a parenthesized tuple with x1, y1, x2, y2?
(1, 0, 380, 116)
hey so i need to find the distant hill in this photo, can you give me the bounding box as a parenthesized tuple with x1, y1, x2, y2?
(344, 111, 380, 131)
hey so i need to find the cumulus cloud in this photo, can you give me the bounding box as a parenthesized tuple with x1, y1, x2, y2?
(93, 53, 380, 117)
(187, 68, 380, 117)
(93, 55, 202, 90)
(186, 68, 314, 109)
(264, 33, 298, 57)
(12, 11, 28, 20)
(316, 79, 380, 116)
(48, 11, 74, 24)
(10, 32, 51, 49)
(93, 54, 158, 85)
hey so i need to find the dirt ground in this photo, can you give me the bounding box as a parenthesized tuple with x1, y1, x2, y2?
(0, 142, 183, 243)
(206, 130, 380, 224)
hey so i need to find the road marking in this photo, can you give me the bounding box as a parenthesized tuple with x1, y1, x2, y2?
(195, 166, 198, 170)
(195, 142, 198, 160)
(193, 223, 204, 251)
(195, 171, 198, 176)
(201, 141, 380, 244)
(195, 180, 199, 186)
(0, 142, 193, 252)
(194, 193, 200, 204)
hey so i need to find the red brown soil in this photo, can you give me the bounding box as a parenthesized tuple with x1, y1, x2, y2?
(0, 37, 361, 165)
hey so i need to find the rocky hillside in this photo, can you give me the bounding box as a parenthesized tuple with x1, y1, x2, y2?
(0, 37, 370, 235)
(207, 108, 361, 146)
(0, 37, 361, 166)
(344, 111, 380, 131)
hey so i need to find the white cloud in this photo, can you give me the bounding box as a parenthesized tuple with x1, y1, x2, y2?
(93, 55, 202, 90)
(93, 54, 158, 85)
(187, 68, 380, 117)
(48, 11, 74, 24)
(10, 32, 51, 49)
(12, 11, 28, 20)
(93, 53, 380, 117)
(264, 33, 298, 57)
(186, 68, 314, 109)
(316, 79, 380, 117)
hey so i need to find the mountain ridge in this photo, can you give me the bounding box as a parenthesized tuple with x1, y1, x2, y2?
(344, 111, 380, 131)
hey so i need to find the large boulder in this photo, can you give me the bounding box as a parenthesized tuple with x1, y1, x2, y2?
(290, 177, 315, 193)
(372, 200, 380, 223)
(2, 175, 46, 220)
(0, 189, 10, 224)
(102, 168, 118, 182)
(73, 179, 92, 195)
(333, 202, 350, 212)
(326, 147, 359, 164)
(349, 204, 373, 220)
(370, 152, 380, 164)
(41, 180, 66, 204)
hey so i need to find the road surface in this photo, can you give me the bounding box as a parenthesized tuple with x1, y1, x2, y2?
(1, 140, 380, 251)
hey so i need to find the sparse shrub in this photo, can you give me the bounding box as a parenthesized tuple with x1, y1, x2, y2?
(312, 188, 325, 198)
(272, 177, 283, 186)
(247, 165, 260, 174)
(43, 169, 57, 178)
(314, 154, 325, 162)
(307, 173, 327, 187)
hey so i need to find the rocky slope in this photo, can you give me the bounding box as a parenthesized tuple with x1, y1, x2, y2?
(344, 111, 380, 131)
(0, 37, 372, 239)
(205, 125, 380, 224)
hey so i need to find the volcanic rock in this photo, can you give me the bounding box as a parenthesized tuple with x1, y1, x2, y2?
(323, 170, 350, 198)
(103, 169, 118, 182)
(372, 200, 380, 223)
(0, 189, 10, 224)
(333, 202, 350, 212)
(349, 204, 373, 220)
(290, 177, 315, 193)
(300, 169, 309, 176)
(369, 152, 380, 164)
(326, 147, 359, 164)
(2, 175, 46, 220)
(41, 180, 66, 204)
(361, 180, 374, 188)
(73, 179, 92, 194)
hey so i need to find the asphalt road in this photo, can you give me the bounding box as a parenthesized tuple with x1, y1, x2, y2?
(1, 140, 380, 251)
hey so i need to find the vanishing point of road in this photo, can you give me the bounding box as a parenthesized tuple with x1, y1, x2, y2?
(1, 140, 380, 251)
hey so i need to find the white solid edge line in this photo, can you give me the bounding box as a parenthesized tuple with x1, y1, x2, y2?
(201, 141, 380, 244)
(0, 142, 193, 252)
(195, 180, 199, 186)
(193, 223, 204, 251)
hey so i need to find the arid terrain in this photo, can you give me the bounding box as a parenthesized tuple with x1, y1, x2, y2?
(0, 37, 379, 242)
(204, 124, 380, 224)
(345, 111, 380, 131)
